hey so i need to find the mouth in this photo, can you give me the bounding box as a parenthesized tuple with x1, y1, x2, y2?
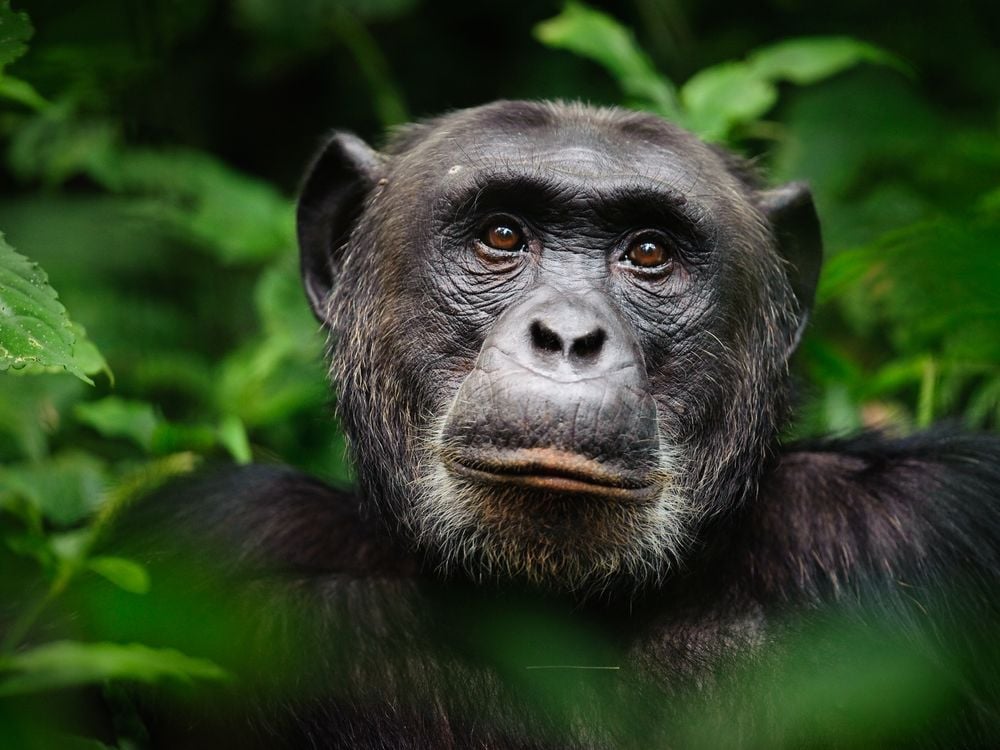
(445, 447, 659, 502)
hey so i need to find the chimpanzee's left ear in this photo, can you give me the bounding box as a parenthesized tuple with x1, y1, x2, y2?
(756, 181, 823, 348)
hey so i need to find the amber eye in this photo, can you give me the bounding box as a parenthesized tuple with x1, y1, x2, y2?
(624, 237, 670, 269)
(480, 220, 524, 252)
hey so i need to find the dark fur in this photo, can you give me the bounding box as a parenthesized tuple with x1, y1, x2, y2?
(99, 102, 1000, 748)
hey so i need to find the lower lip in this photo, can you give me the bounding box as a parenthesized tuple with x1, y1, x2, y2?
(445, 461, 657, 502)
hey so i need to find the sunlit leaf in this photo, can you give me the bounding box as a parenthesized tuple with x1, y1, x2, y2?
(0, 233, 95, 382)
(0, 641, 228, 697)
(680, 62, 777, 141)
(534, 1, 682, 121)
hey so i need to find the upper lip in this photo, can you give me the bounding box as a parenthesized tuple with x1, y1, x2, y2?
(444, 447, 658, 500)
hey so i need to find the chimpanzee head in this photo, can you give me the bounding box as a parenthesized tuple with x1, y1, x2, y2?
(297, 101, 821, 593)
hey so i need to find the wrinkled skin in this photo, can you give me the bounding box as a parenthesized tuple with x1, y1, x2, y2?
(300, 101, 815, 592)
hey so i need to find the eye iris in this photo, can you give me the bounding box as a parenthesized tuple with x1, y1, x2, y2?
(627, 239, 667, 268)
(484, 223, 522, 251)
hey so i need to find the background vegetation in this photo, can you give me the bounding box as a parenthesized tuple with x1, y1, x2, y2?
(0, 0, 997, 746)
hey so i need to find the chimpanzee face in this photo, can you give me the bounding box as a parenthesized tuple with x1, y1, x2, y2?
(298, 101, 820, 592)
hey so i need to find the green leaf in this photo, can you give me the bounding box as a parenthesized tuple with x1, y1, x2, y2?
(0, 0, 32, 72)
(534, 1, 682, 121)
(749, 36, 907, 86)
(0, 233, 95, 382)
(75, 397, 160, 451)
(0, 74, 47, 110)
(679, 36, 903, 142)
(217, 414, 252, 464)
(87, 556, 151, 594)
(0, 453, 107, 526)
(70, 322, 112, 382)
(680, 62, 777, 141)
(0, 641, 228, 696)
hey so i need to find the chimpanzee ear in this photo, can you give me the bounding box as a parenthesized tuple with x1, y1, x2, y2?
(297, 131, 382, 320)
(756, 181, 823, 350)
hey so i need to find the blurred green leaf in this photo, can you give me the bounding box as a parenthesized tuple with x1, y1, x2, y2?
(0, 453, 106, 526)
(217, 414, 252, 464)
(8, 114, 294, 264)
(0, 0, 32, 72)
(87, 556, 150, 595)
(92, 148, 296, 265)
(0, 75, 47, 110)
(749, 36, 908, 85)
(7, 110, 118, 186)
(0, 641, 228, 697)
(682, 36, 901, 141)
(680, 62, 777, 141)
(74, 397, 160, 452)
(534, 2, 682, 121)
(0, 233, 96, 383)
(0, 374, 85, 461)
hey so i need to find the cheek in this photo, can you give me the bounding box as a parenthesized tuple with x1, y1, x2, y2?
(417, 253, 533, 354)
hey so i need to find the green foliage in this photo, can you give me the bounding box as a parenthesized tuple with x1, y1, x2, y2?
(535, 4, 902, 142)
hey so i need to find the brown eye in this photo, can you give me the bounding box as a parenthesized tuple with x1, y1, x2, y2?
(625, 237, 670, 269)
(481, 221, 524, 252)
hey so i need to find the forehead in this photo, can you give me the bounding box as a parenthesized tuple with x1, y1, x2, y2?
(398, 102, 746, 207)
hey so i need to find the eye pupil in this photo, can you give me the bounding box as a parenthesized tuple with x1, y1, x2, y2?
(482, 222, 523, 251)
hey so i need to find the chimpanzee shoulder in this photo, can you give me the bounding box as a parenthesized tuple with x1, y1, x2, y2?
(108, 464, 414, 578)
(745, 430, 1000, 605)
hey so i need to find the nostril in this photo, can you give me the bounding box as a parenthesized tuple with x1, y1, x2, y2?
(530, 320, 563, 354)
(570, 328, 606, 362)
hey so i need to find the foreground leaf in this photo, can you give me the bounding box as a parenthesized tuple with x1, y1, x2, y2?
(0, 641, 228, 696)
(0, 233, 94, 382)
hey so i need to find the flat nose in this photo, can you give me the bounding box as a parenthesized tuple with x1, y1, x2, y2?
(529, 317, 606, 366)
(509, 290, 634, 379)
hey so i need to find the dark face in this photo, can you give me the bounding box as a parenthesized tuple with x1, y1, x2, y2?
(298, 101, 821, 593)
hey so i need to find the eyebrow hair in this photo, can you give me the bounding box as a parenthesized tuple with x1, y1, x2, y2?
(438, 168, 709, 244)
(440, 169, 573, 223)
(587, 184, 707, 240)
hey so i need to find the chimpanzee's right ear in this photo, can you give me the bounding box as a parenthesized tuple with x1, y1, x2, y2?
(297, 132, 382, 320)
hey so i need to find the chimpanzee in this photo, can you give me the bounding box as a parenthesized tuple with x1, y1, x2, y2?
(101, 101, 1000, 748)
